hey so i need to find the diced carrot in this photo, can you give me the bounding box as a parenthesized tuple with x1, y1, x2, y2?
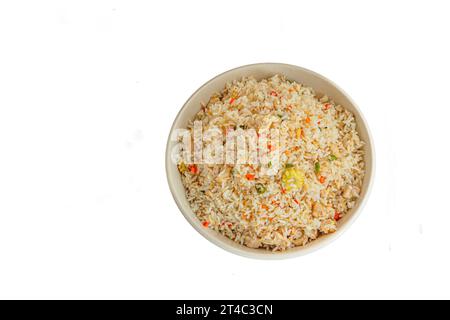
(334, 211, 341, 221)
(305, 117, 311, 124)
(293, 198, 299, 205)
(270, 91, 278, 97)
(319, 176, 326, 184)
(188, 164, 198, 174)
(262, 204, 269, 210)
(281, 188, 286, 194)
(229, 98, 236, 104)
(202, 221, 209, 227)
(245, 173, 255, 180)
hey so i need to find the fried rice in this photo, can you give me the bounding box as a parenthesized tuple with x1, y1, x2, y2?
(177, 75, 365, 251)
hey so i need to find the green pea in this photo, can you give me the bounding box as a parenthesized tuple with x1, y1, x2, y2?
(255, 183, 267, 194)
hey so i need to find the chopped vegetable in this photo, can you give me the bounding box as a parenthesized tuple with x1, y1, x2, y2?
(293, 198, 300, 205)
(323, 103, 331, 110)
(296, 128, 302, 139)
(314, 162, 320, 174)
(329, 154, 337, 161)
(267, 161, 272, 168)
(285, 163, 294, 169)
(319, 176, 326, 184)
(229, 98, 236, 104)
(334, 211, 341, 221)
(261, 204, 269, 210)
(246, 173, 255, 180)
(202, 221, 209, 227)
(282, 167, 305, 192)
(305, 117, 311, 124)
(178, 162, 187, 173)
(255, 183, 266, 194)
(268, 144, 275, 151)
(270, 91, 278, 97)
(277, 114, 283, 118)
(188, 164, 198, 174)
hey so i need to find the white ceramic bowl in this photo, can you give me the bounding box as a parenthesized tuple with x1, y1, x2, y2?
(166, 63, 374, 259)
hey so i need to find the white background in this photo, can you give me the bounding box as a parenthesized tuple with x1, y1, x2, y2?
(0, 0, 449, 299)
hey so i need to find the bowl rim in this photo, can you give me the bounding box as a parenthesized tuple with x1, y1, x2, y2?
(165, 62, 375, 259)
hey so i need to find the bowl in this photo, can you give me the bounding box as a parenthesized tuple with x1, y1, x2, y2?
(165, 63, 374, 259)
